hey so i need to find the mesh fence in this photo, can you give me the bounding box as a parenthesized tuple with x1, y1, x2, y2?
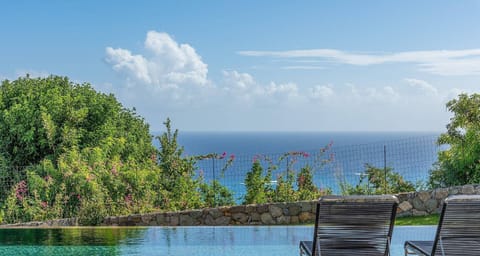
(195, 135, 442, 203)
(0, 135, 442, 208)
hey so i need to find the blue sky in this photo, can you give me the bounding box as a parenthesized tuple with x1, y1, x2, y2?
(2, 1, 480, 131)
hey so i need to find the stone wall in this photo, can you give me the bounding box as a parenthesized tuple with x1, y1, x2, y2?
(4, 184, 480, 227)
(395, 184, 480, 217)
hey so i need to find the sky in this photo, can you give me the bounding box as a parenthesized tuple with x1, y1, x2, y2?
(1, 0, 480, 132)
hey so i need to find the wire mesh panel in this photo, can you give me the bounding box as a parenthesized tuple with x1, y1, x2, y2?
(195, 135, 441, 202)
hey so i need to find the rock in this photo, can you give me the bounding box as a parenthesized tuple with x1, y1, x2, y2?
(250, 212, 261, 222)
(232, 213, 248, 223)
(290, 216, 299, 224)
(462, 185, 475, 194)
(299, 202, 312, 212)
(286, 205, 301, 216)
(215, 216, 231, 225)
(204, 215, 215, 225)
(398, 201, 413, 212)
(169, 215, 179, 226)
(180, 214, 195, 226)
(412, 209, 427, 216)
(190, 210, 203, 219)
(208, 209, 223, 219)
(412, 197, 426, 211)
(230, 205, 246, 213)
(425, 199, 438, 213)
(299, 212, 314, 223)
(434, 188, 449, 200)
(269, 205, 283, 218)
(156, 214, 165, 225)
(276, 216, 291, 224)
(257, 204, 269, 213)
(260, 213, 275, 225)
(418, 191, 431, 202)
(245, 205, 256, 213)
(396, 192, 409, 202)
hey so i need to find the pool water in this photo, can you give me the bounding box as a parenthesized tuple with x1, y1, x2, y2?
(0, 226, 435, 256)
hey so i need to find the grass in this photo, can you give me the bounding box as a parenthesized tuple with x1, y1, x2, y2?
(395, 214, 439, 226)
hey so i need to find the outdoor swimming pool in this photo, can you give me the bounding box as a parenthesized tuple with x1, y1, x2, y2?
(0, 226, 435, 256)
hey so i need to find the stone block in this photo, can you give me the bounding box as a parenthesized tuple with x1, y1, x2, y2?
(412, 209, 427, 216)
(434, 188, 449, 200)
(290, 216, 299, 224)
(398, 201, 413, 212)
(232, 213, 248, 224)
(257, 204, 269, 213)
(190, 210, 203, 219)
(269, 205, 283, 218)
(412, 197, 426, 211)
(299, 212, 314, 223)
(208, 209, 223, 219)
(299, 202, 312, 212)
(286, 205, 301, 216)
(215, 216, 231, 225)
(204, 215, 215, 225)
(425, 199, 438, 213)
(276, 215, 291, 224)
(260, 213, 275, 225)
(418, 191, 431, 202)
(230, 205, 246, 213)
(250, 212, 261, 222)
(462, 185, 475, 194)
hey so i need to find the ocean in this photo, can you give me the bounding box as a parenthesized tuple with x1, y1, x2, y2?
(154, 131, 443, 200)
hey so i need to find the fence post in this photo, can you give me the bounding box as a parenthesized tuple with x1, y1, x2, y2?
(212, 157, 216, 207)
(384, 145, 387, 194)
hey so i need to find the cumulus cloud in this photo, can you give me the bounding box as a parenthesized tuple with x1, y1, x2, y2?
(105, 31, 208, 88)
(405, 78, 438, 95)
(221, 70, 299, 106)
(238, 48, 480, 76)
(309, 85, 334, 101)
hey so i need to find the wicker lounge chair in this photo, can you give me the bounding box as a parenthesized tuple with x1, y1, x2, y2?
(404, 195, 480, 256)
(299, 195, 399, 256)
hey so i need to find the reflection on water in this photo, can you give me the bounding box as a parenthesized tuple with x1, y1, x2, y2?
(0, 226, 435, 256)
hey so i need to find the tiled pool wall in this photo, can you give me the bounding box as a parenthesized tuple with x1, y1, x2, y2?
(4, 184, 480, 227)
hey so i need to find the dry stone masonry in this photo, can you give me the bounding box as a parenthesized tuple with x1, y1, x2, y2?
(4, 184, 480, 227)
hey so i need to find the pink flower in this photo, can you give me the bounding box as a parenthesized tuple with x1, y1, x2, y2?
(303, 152, 310, 158)
(219, 152, 227, 159)
(125, 194, 133, 205)
(229, 154, 235, 160)
(77, 194, 81, 200)
(40, 201, 48, 208)
(111, 165, 118, 176)
(44, 175, 52, 182)
(15, 180, 28, 201)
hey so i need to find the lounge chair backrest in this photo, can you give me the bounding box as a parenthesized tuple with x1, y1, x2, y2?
(432, 195, 480, 256)
(312, 195, 399, 256)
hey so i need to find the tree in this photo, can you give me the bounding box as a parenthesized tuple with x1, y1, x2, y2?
(341, 164, 415, 195)
(430, 93, 480, 187)
(0, 75, 155, 167)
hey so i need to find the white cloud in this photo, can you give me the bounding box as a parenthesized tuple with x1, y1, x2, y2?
(281, 66, 325, 70)
(238, 48, 480, 76)
(405, 78, 438, 95)
(105, 31, 208, 88)
(221, 70, 299, 106)
(309, 85, 334, 101)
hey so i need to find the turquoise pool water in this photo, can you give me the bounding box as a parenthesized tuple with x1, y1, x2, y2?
(0, 226, 435, 256)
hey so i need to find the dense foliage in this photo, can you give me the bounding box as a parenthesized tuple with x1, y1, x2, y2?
(0, 76, 233, 224)
(429, 93, 480, 188)
(340, 164, 415, 195)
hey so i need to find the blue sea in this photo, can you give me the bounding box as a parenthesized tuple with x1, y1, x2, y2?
(154, 131, 443, 200)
